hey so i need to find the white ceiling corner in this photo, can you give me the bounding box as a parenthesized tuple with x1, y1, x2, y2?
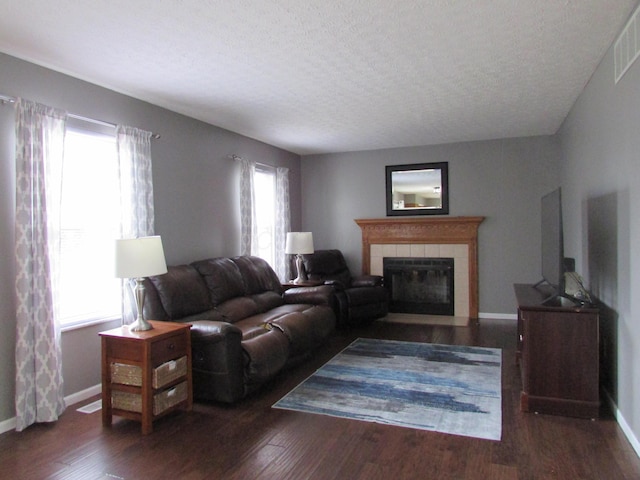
(0, 0, 636, 155)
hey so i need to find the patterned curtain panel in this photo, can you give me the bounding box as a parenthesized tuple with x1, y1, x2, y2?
(116, 126, 155, 238)
(239, 158, 257, 256)
(275, 167, 291, 281)
(116, 125, 156, 324)
(14, 99, 67, 431)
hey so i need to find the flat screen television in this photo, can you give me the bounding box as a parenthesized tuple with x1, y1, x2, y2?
(537, 187, 565, 300)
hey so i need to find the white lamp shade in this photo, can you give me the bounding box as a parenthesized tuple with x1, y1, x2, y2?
(115, 236, 168, 279)
(285, 232, 314, 255)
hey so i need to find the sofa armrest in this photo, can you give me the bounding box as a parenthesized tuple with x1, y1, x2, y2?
(190, 319, 242, 343)
(283, 284, 336, 308)
(189, 320, 245, 403)
(322, 279, 346, 291)
(351, 275, 384, 288)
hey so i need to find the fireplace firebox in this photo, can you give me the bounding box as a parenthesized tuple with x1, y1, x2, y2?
(383, 257, 455, 316)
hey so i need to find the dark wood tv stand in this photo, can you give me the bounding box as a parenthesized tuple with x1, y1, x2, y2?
(514, 283, 599, 419)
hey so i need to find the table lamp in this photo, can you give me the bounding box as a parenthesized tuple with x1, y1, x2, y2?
(285, 232, 314, 283)
(115, 236, 168, 331)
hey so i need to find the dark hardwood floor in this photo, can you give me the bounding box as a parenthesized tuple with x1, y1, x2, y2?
(2, 318, 640, 479)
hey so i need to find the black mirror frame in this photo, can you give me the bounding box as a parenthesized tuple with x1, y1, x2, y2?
(385, 162, 449, 216)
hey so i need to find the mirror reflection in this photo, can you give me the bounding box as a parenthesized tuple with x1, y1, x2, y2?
(391, 169, 442, 210)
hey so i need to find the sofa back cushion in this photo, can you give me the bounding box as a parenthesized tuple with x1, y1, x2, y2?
(142, 277, 169, 320)
(215, 297, 260, 323)
(232, 256, 283, 295)
(251, 291, 285, 312)
(302, 249, 352, 288)
(147, 265, 212, 320)
(192, 257, 246, 305)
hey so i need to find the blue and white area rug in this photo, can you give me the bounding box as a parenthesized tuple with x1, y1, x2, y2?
(273, 338, 502, 440)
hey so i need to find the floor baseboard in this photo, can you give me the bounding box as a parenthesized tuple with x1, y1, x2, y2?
(0, 383, 101, 435)
(479, 312, 518, 320)
(380, 312, 517, 325)
(604, 389, 640, 459)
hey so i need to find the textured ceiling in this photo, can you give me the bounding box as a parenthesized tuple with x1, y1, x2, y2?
(0, 1, 636, 155)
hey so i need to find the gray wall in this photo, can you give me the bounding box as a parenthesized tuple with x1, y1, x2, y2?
(0, 53, 301, 424)
(301, 136, 562, 315)
(559, 29, 640, 447)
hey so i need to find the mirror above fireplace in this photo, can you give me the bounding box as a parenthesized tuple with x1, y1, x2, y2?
(385, 162, 449, 216)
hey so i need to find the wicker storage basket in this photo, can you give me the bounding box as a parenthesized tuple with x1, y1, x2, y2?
(112, 381, 188, 416)
(111, 356, 187, 389)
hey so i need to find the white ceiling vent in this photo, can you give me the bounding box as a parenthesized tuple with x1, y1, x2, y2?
(615, 4, 640, 83)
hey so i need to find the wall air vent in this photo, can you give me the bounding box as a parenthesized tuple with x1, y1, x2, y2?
(615, 4, 640, 83)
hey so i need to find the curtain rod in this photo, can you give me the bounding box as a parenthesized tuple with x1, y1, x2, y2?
(230, 154, 275, 170)
(0, 93, 160, 139)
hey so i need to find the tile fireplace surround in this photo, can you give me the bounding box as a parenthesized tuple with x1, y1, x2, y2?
(355, 217, 485, 319)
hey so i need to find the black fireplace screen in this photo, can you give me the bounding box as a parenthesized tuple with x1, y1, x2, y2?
(383, 257, 454, 315)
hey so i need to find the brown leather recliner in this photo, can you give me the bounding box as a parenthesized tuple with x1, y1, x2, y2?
(300, 249, 388, 327)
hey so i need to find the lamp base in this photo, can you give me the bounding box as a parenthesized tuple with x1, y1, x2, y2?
(129, 277, 153, 331)
(129, 316, 153, 332)
(293, 254, 308, 283)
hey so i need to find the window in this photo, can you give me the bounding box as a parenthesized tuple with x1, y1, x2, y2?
(239, 158, 289, 280)
(253, 166, 277, 267)
(58, 129, 121, 327)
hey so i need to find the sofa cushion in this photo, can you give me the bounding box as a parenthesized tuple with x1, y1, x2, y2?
(250, 291, 285, 312)
(232, 256, 283, 295)
(179, 308, 225, 324)
(192, 257, 246, 305)
(216, 297, 261, 323)
(148, 265, 212, 320)
(141, 277, 169, 320)
(233, 316, 273, 340)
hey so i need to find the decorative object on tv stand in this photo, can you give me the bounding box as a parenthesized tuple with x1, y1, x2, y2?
(115, 236, 168, 331)
(285, 232, 314, 283)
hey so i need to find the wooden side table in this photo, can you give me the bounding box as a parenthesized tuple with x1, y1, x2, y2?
(100, 321, 192, 434)
(281, 280, 324, 290)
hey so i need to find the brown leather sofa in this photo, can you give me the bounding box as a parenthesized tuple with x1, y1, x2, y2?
(300, 249, 389, 327)
(142, 255, 336, 403)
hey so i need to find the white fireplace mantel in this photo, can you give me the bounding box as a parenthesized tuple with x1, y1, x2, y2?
(355, 217, 485, 319)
